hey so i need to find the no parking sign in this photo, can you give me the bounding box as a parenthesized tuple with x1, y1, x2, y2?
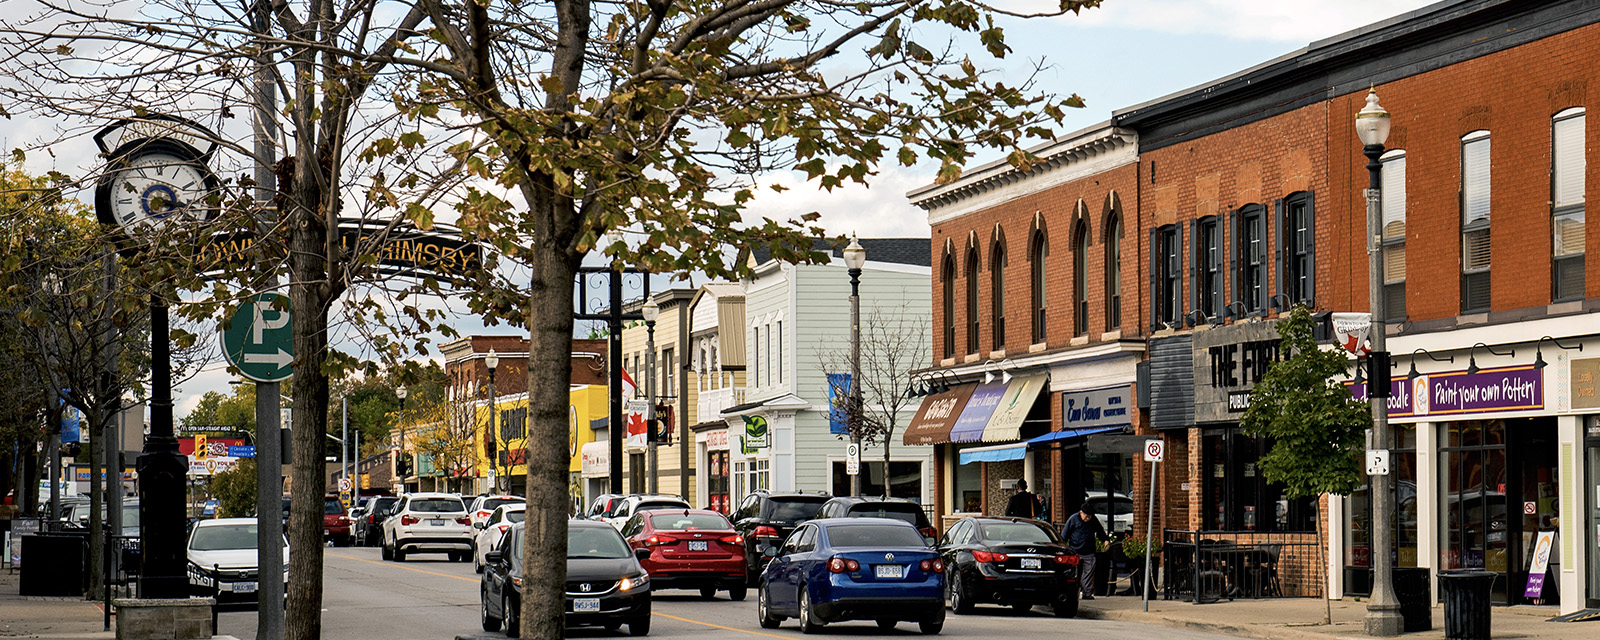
(1143, 439, 1164, 462)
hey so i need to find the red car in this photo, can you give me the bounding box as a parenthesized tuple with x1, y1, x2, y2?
(324, 496, 354, 547)
(621, 508, 747, 600)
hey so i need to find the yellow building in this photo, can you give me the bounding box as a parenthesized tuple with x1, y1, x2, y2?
(473, 384, 607, 504)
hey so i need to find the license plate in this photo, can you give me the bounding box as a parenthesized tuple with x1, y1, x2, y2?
(874, 564, 903, 579)
(574, 598, 601, 612)
(1021, 558, 1041, 569)
(430, 519, 445, 526)
(688, 541, 708, 551)
(230, 582, 257, 593)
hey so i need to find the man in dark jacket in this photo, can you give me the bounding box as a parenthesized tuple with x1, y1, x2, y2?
(1061, 505, 1109, 599)
(1003, 479, 1043, 519)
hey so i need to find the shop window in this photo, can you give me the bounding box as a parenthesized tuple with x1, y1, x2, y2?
(1461, 130, 1492, 313)
(1344, 426, 1419, 592)
(1552, 108, 1585, 301)
(954, 455, 981, 513)
(1381, 150, 1407, 320)
(830, 461, 924, 502)
(706, 451, 730, 513)
(1201, 428, 1316, 532)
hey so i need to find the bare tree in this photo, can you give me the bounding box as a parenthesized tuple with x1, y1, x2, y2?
(818, 307, 931, 498)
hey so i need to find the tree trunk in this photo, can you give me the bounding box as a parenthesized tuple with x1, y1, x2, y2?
(1318, 497, 1330, 625)
(520, 208, 580, 640)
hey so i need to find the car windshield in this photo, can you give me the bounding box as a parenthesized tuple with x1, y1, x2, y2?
(122, 504, 140, 528)
(766, 498, 826, 522)
(827, 524, 926, 547)
(482, 497, 522, 512)
(635, 501, 686, 513)
(191, 524, 259, 551)
(980, 522, 1060, 544)
(650, 513, 730, 530)
(410, 498, 464, 513)
(1085, 497, 1134, 516)
(505, 510, 526, 523)
(846, 504, 921, 526)
(324, 499, 343, 515)
(568, 527, 632, 559)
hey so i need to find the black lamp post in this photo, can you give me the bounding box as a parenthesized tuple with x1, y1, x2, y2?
(842, 236, 866, 497)
(485, 348, 499, 492)
(642, 299, 659, 493)
(397, 386, 408, 491)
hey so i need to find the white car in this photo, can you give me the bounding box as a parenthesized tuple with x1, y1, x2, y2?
(186, 518, 289, 602)
(602, 494, 691, 530)
(467, 494, 523, 528)
(380, 492, 473, 562)
(1084, 491, 1135, 534)
(472, 503, 525, 573)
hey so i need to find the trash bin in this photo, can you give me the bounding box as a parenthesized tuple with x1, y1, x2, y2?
(1438, 569, 1494, 640)
(19, 532, 89, 597)
(1392, 567, 1431, 632)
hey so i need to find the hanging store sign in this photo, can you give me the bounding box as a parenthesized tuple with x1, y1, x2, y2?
(1191, 320, 1284, 423)
(946, 380, 1008, 443)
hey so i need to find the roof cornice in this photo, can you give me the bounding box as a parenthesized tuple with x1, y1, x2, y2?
(907, 124, 1137, 223)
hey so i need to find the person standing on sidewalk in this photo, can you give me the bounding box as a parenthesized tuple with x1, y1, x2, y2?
(1061, 505, 1109, 599)
(1003, 479, 1044, 519)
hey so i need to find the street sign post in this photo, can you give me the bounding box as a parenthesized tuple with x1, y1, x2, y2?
(221, 293, 294, 383)
(1142, 438, 1164, 612)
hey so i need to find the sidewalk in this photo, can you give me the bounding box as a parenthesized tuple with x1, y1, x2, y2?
(1081, 593, 1593, 640)
(0, 570, 115, 639)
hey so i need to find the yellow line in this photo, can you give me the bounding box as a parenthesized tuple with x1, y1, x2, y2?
(326, 552, 479, 583)
(652, 611, 792, 639)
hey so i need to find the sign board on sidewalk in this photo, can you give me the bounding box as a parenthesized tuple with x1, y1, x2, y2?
(1142, 439, 1164, 462)
(221, 292, 294, 383)
(1525, 531, 1556, 598)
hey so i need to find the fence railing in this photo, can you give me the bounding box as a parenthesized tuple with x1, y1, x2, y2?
(1162, 529, 1322, 603)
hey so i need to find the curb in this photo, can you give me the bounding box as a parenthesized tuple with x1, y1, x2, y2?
(1080, 605, 1295, 640)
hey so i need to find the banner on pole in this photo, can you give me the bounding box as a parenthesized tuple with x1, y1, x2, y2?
(1331, 313, 1373, 355)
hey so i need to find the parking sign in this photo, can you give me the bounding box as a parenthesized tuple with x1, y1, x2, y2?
(1143, 439, 1164, 462)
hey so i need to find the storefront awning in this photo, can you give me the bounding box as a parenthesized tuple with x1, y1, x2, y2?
(1024, 425, 1126, 447)
(946, 379, 1012, 443)
(901, 383, 977, 446)
(958, 442, 1028, 465)
(979, 374, 1049, 443)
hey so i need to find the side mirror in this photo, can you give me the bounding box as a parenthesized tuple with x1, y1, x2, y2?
(634, 548, 650, 562)
(762, 547, 779, 559)
(485, 550, 501, 564)
(473, 521, 486, 530)
(924, 536, 937, 546)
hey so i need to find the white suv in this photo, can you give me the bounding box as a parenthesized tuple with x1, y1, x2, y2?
(602, 494, 690, 530)
(381, 493, 473, 562)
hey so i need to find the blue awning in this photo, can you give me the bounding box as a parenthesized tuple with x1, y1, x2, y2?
(1024, 426, 1126, 447)
(957, 442, 1028, 465)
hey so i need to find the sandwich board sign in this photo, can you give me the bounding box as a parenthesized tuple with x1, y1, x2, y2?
(222, 293, 293, 382)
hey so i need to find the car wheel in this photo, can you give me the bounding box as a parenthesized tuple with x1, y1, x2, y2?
(949, 573, 973, 614)
(876, 620, 897, 629)
(380, 538, 393, 560)
(757, 585, 782, 629)
(918, 619, 944, 635)
(393, 543, 407, 562)
(797, 584, 823, 634)
(503, 594, 520, 639)
(1052, 591, 1080, 618)
(628, 615, 651, 636)
(474, 552, 484, 574)
(479, 588, 501, 632)
(699, 586, 717, 600)
(727, 584, 748, 602)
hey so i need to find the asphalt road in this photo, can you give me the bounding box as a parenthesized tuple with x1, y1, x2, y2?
(217, 546, 1242, 640)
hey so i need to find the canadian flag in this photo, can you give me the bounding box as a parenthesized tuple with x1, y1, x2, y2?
(1332, 312, 1373, 355)
(622, 367, 647, 448)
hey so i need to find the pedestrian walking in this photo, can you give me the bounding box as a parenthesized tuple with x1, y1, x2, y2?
(1061, 504, 1109, 599)
(1003, 479, 1043, 519)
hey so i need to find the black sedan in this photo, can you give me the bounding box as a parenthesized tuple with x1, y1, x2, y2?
(938, 516, 1079, 617)
(481, 519, 653, 637)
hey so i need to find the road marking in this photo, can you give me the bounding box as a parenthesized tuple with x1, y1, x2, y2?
(653, 611, 792, 640)
(326, 553, 478, 584)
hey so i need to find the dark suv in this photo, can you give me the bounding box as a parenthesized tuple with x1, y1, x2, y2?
(359, 496, 400, 546)
(729, 491, 830, 581)
(816, 496, 937, 542)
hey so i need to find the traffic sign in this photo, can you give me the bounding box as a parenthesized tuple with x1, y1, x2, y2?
(845, 443, 860, 476)
(339, 491, 352, 510)
(221, 292, 294, 382)
(337, 477, 352, 492)
(228, 445, 255, 458)
(1143, 439, 1164, 462)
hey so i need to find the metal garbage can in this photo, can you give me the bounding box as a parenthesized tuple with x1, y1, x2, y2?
(1392, 567, 1432, 632)
(19, 532, 89, 597)
(1438, 569, 1494, 640)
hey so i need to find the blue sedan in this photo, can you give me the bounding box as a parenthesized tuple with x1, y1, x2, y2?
(756, 517, 945, 634)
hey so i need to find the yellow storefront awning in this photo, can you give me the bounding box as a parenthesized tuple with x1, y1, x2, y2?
(979, 374, 1048, 443)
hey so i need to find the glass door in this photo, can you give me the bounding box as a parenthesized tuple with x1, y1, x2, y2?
(1441, 420, 1510, 604)
(1586, 417, 1600, 608)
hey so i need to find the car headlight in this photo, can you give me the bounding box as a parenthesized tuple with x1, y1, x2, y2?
(619, 573, 649, 592)
(512, 576, 523, 588)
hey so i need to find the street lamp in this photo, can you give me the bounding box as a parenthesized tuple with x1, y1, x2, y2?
(842, 236, 866, 497)
(641, 299, 659, 493)
(485, 348, 499, 493)
(1356, 87, 1403, 637)
(397, 386, 409, 493)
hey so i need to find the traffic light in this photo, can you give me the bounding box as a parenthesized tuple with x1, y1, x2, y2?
(396, 454, 412, 477)
(194, 435, 208, 460)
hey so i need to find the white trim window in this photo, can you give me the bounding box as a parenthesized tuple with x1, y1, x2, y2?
(1381, 150, 1407, 320)
(1552, 108, 1585, 301)
(1460, 130, 1492, 313)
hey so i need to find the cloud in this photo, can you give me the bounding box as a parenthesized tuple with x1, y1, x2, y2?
(746, 168, 936, 239)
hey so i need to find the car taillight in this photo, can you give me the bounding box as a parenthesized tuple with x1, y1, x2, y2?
(1054, 554, 1080, 565)
(919, 527, 937, 540)
(400, 515, 419, 526)
(496, 524, 510, 535)
(455, 516, 470, 525)
(971, 550, 1008, 563)
(645, 536, 671, 547)
(367, 514, 375, 524)
(720, 534, 744, 545)
(919, 558, 944, 573)
(827, 557, 860, 573)
(753, 526, 780, 539)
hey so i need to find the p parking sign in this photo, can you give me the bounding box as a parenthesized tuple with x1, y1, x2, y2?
(222, 293, 294, 382)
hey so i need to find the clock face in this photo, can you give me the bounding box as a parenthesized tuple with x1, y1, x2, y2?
(106, 151, 213, 234)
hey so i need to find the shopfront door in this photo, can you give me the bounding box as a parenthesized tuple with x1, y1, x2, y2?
(1441, 418, 1558, 605)
(1586, 418, 1600, 608)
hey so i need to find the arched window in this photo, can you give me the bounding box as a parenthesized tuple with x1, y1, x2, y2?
(942, 253, 956, 358)
(965, 246, 980, 354)
(991, 238, 1007, 350)
(1029, 230, 1047, 343)
(1073, 220, 1090, 336)
(1104, 213, 1123, 330)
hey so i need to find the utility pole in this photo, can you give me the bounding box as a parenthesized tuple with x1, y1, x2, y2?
(642, 300, 659, 494)
(251, 0, 284, 635)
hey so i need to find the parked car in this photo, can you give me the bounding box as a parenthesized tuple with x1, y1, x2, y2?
(731, 491, 830, 581)
(601, 494, 691, 530)
(1082, 491, 1134, 535)
(473, 503, 526, 573)
(380, 492, 473, 562)
(817, 497, 937, 542)
(468, 494, 524, 528)
(621, 509, 747, 600)
(324, 496, 355, 546)
(937, 516, 1079, 617)
(358, 496, 400, 546)
(756, 517, 945, 634)
(186, 518, 289, 603)
(481, 519, 652, 637)
(64, 500, 141, 537)
(585, 493, 625, 520)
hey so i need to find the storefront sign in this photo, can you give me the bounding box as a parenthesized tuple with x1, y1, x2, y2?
(1191, 320, 1283, 423)
(1571, 357, 1600, 410)
(902, 383, 976, 445)
(1349, 365, 1543, 417)
(1061, 386, 1132, 429)
(705, 428, 730, 451)
(1524, 531, 1555, 598)
(946, 380, 1008, 443)
(980, 374, 1048, 443)
(743, 415, 770, 449)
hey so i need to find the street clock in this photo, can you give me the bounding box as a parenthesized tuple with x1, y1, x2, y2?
(93, 116, 222, 241)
